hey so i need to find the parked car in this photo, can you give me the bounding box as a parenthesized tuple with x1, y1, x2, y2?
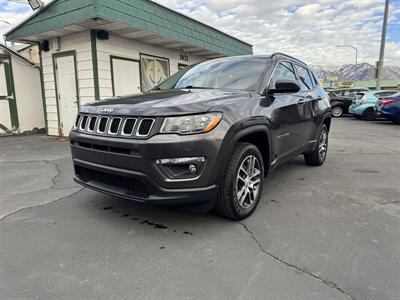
(328, 88, 369, 117)
(349, 90, 399, 121)
(376, 92, 400, 124)
(70, 53, 331, 220)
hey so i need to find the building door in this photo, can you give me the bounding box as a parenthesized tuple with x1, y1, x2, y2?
(111, 57, 141, 96)
(54, 53, 78, 136)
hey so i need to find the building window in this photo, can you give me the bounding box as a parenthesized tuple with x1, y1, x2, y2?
(140, 54, 170, 92)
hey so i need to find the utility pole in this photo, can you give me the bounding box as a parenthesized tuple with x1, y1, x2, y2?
(376, 0, 389, 90)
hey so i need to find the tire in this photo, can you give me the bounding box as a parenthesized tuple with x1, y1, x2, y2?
(214, 142, 264, 220)
(353, 114, 362, 120)
(392, 114, 400, 124)
(304, 124, 328, 166)
(332, 106, 343, 117)
(362, 108, 376, 121)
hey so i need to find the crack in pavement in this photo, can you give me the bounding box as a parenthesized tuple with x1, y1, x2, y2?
(239, 223, 356, 300)
(0, 188, 84, 223)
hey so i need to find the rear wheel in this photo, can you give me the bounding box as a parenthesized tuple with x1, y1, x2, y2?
(332, 106, 343, 117)
(215, 143, 264, 220)
(353, 114, 362, 120)
(304, 124, 328, 166)
(362, 108, 376, 121)
(393, 114, 400, 125)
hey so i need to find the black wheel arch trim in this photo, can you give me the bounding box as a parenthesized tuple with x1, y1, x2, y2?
(214, 119, 272, 185)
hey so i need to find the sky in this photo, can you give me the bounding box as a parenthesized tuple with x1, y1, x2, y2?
(0, 0, 399, 66)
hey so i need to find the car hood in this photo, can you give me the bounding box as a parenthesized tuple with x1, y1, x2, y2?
(80, 89, 251, 116)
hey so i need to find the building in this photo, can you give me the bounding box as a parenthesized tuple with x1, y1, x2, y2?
(5, 0, 252, 136)
(0, 44, 44, 134)
(14, 44, 41, 65)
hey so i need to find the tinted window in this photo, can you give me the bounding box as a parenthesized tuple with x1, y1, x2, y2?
(344, 90, 357, 97)
(156, 57, 271, 91)
(270, 62, 297, 89)
(295, 65, 314, 91)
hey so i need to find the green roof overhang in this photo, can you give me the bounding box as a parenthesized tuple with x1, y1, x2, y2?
(5, 0, 252, 57)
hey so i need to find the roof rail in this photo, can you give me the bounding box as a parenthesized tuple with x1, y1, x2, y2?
(271, 52, 308, 65)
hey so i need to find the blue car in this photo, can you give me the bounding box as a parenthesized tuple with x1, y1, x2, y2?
(377, 91, 400, 124)
(349, 90, 398, 121)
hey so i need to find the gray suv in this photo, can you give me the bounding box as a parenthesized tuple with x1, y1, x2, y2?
(70, 53, 331, 220)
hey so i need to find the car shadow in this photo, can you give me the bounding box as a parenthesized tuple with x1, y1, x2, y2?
(72, 156, 310, 238)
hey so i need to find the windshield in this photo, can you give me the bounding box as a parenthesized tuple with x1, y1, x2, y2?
(154, 57, 271, 92)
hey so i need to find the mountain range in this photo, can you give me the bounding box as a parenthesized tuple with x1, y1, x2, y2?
(310, 63, 400, 81)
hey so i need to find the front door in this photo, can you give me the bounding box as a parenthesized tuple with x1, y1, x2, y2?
(269, 61, 304, 162)
(111, 57, 141, 96)
(54, 53, 78, 136)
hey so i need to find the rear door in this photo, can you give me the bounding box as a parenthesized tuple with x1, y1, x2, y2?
(269, 61, 304, 160)
(293, 64, 319, 144)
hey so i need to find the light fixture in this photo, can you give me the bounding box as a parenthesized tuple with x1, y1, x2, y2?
(28, 0, 44, 11)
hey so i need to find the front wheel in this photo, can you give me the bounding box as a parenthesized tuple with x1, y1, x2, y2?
(304, 124, 328, 166)
(353, 114, 362, 120)
(332, 106, 343, 117)
(214, 143, 264, 220)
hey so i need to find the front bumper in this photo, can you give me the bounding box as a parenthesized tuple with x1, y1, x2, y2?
(70, 126, 227, 205)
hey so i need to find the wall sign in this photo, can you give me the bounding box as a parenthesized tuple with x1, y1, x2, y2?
(179, 49, 189, 62)
(140, 54, 170, 92)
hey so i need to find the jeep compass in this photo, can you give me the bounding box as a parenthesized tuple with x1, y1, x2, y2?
(70, 53, 331, 220)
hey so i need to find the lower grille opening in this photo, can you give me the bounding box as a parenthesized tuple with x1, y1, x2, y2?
(76, 166, 149, 198)
(75, 141, 134, 155)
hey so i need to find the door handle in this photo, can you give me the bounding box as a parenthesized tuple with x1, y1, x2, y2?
(317, 97, 323, 101)
(298, 99, 306, 105)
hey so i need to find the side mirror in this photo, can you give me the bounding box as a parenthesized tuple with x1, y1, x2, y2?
(269, 80, 300, 94)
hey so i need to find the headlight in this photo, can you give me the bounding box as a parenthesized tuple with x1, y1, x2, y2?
(160, 112, 222, 135)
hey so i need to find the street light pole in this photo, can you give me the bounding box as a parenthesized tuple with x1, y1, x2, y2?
(336, 45, 358, 87)
(0, 20, 13, 47)
(376, 0, 389, 90)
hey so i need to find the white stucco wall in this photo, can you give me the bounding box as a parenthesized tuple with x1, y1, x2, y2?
(12, 55, 44, 132)
(41, 30, 94, 136)
(96, 33, 203, 99)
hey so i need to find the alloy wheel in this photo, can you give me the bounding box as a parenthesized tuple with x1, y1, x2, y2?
(319, 128, 328, 161)
(332, 106, 343, 117)
(236, 155, 261, 209)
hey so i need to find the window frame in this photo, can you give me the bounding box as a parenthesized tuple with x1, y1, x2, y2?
(293, 63, 316, 91)
(268, 60, 299, 91)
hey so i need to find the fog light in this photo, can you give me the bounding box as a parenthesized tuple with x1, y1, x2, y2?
(155, 157, 205, 179)
(189, 164, 197, 174)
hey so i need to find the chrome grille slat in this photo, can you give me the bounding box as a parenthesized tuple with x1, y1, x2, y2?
(80, 115, 89, 131)
(97, 116, 109, 133)
(121, 118, 137, 136)
(136, 118, 155, 137)
(108, 118, 122, 135)
(87, 116, 98, 132)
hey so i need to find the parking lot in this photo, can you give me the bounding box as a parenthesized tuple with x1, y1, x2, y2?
(1, 118, 399, 300)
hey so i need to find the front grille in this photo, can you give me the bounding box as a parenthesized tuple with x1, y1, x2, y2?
(74, 114, 155, 138)
(76, 166, 149, 198)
